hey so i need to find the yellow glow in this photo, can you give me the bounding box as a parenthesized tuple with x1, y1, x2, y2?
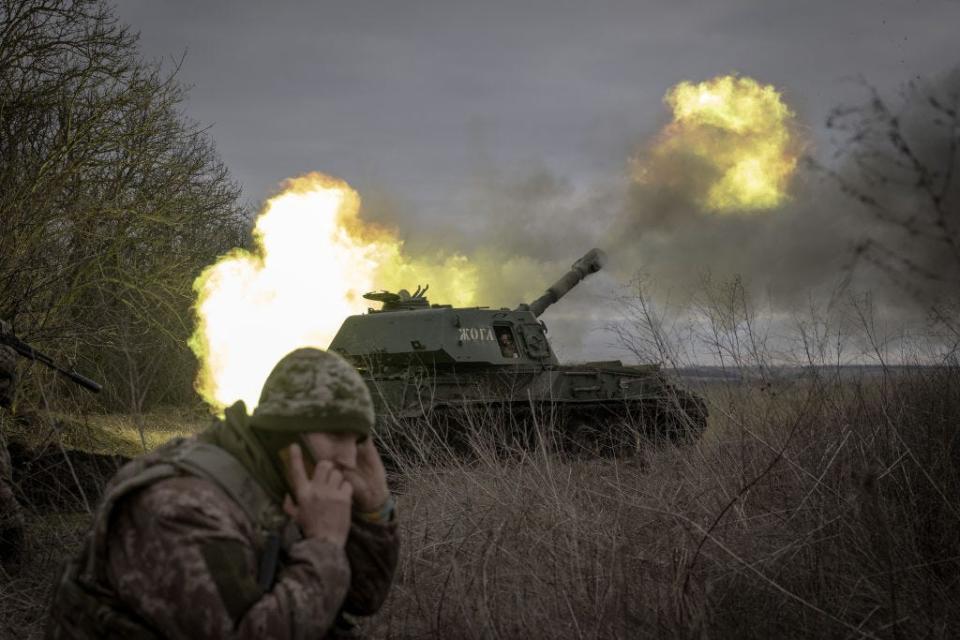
(643, 74, 798, 212)
(189, 172, 477, 412)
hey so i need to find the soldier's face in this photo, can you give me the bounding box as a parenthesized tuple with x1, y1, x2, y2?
(301, 431, 358, 472)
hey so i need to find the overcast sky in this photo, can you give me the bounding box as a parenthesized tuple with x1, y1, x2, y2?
(115, 0, 960, 362)
(117, 0, 960, 208)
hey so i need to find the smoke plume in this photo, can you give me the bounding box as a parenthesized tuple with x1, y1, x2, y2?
(192, 69, 959, 405)
(608, 69, 959, 325)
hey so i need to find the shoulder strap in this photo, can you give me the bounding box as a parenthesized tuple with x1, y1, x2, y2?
(82, 437, 291, 594)
(84, 438, 285, 580)
(170, 440, 292, 590)
(167, 440, 284, 534)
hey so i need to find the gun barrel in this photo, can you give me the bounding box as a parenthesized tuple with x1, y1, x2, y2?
(60, 369, 103, 393)
(1, 332, 102, 393)
(524, 248, 607, 318)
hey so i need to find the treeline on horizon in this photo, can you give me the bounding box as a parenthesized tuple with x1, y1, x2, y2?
(0, 0, 249, 414)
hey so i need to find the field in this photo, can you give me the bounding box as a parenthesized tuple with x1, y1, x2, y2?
(1, 363, 958, 639)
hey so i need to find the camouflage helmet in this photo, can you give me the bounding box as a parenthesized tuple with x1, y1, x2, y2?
(250, 347, 373, 439)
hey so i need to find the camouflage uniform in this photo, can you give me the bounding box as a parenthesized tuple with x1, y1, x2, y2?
(47, 349, 399, 639)
(0, 319, 25, 564)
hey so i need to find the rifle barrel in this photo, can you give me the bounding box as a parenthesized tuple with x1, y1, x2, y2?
(1, 333, 102, 393)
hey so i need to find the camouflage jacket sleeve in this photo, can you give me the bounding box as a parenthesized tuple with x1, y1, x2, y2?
(106, 475, 351, 640)
(342, 513, 400, 616)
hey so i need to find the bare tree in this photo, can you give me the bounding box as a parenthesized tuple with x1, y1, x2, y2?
(0, 0, 249, 411)
(820, 69, 960, 346)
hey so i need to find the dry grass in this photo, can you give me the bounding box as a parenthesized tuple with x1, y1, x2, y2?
(2, 367, 958, 639)
(0, 407, 210, 638)
(0, 513, 90, 637)
(369, 366, 960, 639)
(4, 405, 210, 458)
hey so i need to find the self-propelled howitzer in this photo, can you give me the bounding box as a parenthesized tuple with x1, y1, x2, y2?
(329, 248, 706, 451)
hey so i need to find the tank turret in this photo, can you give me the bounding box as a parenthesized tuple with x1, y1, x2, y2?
(331, 247, 607, 369)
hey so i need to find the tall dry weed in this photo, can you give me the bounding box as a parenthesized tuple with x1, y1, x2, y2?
(2, 283, 958, 639)
(367, 282, 960, 639)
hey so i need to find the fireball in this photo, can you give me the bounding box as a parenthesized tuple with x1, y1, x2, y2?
(639, 74, 799, 212)
(189, 172, 476, 412)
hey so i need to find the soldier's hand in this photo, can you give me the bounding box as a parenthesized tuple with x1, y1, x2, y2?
(343, 438, 389, 512)
(283, 443, 353, 546)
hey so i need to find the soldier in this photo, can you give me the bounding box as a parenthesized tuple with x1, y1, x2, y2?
(0, 319, 25, 565)
(47, 347, 399, 638)
(498, 331, 519, 359)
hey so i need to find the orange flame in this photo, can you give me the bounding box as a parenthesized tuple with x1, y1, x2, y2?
(637, 74, 799, 212)
(189, 172, 477, 412)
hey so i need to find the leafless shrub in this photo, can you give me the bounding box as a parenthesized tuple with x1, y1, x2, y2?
(815, 70, 960, 351)
(0, 0, 248, 414)
(364, 281, 960, 640)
